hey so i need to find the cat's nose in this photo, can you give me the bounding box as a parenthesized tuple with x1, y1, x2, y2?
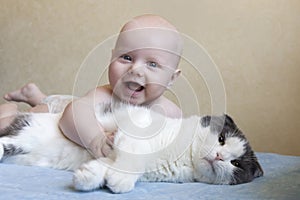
(215, 152, 224, 161)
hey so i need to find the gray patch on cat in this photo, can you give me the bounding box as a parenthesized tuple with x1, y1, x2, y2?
(201, 114, 263, 184)
(0, 114, 30, 160)
(3, 144, 27, 157)
(103, 103, 113, 114)
(95, 103, 113, 116)
(0, 114, 31, 137)
(230, 145, 264, 185)
(200, 116, 211, 127)
(217, 115, 263, 184)
(219, 115, 263, 184)
(206, 114, 238, 135)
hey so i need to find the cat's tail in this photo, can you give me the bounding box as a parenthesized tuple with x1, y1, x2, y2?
(0, 114, 31, 138)
(0, 114, 31, 162)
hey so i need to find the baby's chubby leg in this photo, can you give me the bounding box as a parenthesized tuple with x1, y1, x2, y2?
(0, 103, 17, 118)
(3, 83, 46, 107)
(0, 103, 18, 130)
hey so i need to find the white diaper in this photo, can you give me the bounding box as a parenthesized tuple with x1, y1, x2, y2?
(42, 95, 77, 113)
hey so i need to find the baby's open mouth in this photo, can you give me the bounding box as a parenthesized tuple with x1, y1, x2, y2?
(126, 82, 145, 92)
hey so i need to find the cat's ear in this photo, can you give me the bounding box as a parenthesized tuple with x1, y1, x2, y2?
(224, 114, 237, 128)
(253, 160, 264, 178)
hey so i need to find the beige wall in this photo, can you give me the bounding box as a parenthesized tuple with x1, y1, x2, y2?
(1, 0, 299, 156)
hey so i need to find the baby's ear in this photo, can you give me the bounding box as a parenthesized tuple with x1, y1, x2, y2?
(171, 69, 181, 82)
(168, 69, 181, 88)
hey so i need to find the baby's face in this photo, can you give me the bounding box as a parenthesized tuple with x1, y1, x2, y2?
(108, 28, 181, 105)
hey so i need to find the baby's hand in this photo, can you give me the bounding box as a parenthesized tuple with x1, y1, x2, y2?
(88, 132, 115, 158)
(101, 132, 115, 157)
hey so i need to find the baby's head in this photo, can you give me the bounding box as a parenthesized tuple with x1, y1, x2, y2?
(109, 14, 183, 105)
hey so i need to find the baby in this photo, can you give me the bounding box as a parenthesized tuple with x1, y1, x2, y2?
(1, 14, 183, 157)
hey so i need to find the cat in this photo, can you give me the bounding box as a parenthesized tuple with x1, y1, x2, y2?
(0, 103, 263, 193)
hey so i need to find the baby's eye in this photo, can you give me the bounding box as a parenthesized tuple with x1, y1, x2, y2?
(121, 55, 132, 61)
(147, 61, 157, 68)
(218, 133, 225, 146)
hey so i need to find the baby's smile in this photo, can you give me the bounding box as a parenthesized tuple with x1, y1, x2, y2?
(126, 81, 145, 92)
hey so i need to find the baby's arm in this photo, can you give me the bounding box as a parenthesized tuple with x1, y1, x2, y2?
(58, 86, 113, 157)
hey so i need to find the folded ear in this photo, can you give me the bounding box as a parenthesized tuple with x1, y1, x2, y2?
(224, 114, 237, 129)
(253, 160, 264, 178)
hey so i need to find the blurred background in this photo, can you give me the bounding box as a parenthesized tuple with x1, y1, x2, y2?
(1, 0, 299, 155)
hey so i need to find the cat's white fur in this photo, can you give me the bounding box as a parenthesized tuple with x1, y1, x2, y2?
(0, 104, 248, 193)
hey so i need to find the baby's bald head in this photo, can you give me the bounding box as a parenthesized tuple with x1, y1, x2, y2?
(120, 14, 178, 32)
(114, 15, 183, 61)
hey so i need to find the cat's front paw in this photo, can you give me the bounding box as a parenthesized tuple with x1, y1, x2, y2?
(106, 170, 138, 193)
(73, 160, 106, 191)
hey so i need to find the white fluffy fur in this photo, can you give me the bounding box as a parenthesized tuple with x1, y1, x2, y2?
(0, 104, 247, 193)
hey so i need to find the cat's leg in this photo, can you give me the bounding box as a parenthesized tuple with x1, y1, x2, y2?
(105, 165, 141, 193)
(104, 144, 146, 193)
(73, 156, 141, 193)
(103, 132, 152, 193)
(73, 158, 112, 191)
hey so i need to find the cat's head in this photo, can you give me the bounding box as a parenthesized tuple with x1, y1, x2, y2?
(195, 114, 263, 185)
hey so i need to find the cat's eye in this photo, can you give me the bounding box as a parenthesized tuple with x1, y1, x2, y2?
(218, 134, 225, 146)
(231, 160, 240, 168)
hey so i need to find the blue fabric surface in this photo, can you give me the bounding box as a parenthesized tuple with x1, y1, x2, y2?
(0, 153, 299, 200)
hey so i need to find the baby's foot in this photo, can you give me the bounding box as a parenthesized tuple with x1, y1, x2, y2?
(3, 83, 46, 107)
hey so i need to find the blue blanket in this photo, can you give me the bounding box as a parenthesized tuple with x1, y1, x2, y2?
(1, 153, 299, 200)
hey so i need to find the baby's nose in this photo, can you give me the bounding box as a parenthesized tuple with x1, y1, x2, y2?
(130, 63, 144, 76)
